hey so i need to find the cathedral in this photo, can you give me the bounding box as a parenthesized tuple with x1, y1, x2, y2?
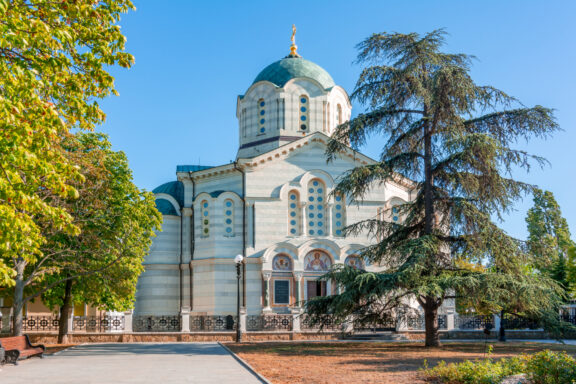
(134, 34, 415, 317)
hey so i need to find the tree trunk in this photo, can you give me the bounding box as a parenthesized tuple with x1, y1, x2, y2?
(423, 297, 441, 347)
(58, 279, 74, 344)
(499, 310, 506, 342)
(12, 260, 26, 336)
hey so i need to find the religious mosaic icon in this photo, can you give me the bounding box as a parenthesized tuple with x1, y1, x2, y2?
(345, 255, 364, 270)
(273, 254, 292, 271)
(304, 251, 331, 271)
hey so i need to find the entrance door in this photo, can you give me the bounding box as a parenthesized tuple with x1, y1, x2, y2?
(306, 280, 326, 299)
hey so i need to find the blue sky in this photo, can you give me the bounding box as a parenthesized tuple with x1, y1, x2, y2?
(98, 0, 575, 240)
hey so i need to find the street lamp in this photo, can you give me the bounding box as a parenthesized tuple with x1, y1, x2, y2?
(234, 254, 243, 343)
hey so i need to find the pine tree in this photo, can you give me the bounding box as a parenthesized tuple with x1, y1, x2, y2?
(306, 30, 562, 347)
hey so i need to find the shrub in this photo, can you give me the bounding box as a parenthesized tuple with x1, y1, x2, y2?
(423, 348, 576, 384)
(526, 350, 576, 384)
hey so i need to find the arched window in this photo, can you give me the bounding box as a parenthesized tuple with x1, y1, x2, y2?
(333, 193, 346, 236)
(299, 95, 309, 131)
(337, 104, 343, 125)
(258, 98, 266, 134)
(307, 179, 326, 236)
(288, 190, 301, 236)
(224, 199, 234, 236)
(201, 200, 210, 237)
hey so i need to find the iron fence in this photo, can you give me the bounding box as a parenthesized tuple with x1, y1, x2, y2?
(189, 315, 236, 331)
(353, 317, 396, 332)
(133, 315, 180, 332)
(246, 315, 292, 331)
(73, 315, 125, 332)
(404, 314, 447, 330)
(22, 315, 61, 332)
(456, 314, 493, 330)
(300, 314, 343, 331)
(561, 315, 576, 325)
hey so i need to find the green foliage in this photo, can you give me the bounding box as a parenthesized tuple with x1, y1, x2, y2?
(0, 0, 134, 284)
(308, 29, 560, 347)
(526, 350, 576, 384)
(38, 132, 162, 313)
(424, 350, 576, 384)
(526, 189, 576, 293)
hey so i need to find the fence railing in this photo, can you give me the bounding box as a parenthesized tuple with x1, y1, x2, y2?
(190, 315, 236, 331)
(73, 315, 125, 332)
(246, 315, 292, 331)
(300, 314, 343, 331)
(133, 315, 180, 332)
(455, 314, 494, 330)
(22, 315, 61, 332)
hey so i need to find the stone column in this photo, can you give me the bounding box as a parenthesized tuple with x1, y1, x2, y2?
(293, 272, 303, 307)
(67, 310, 74, 333)
(446, 308, 455, 331)
(245, 201, 253, 252)
(0, 307, 12, 333)
(262, 272, 272, 313)
(300, 202, 307, 236)
(181, 207, 193, 308)
(493, 314, 500, 332)
(180, 306, 190, 333)
(327, 203, 333, 236)
(124, 310, 133, 333)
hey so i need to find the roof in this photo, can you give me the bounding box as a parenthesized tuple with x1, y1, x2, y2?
(252, 57, 335, 90)
(176, 165, 214, 173)
(155, 199, 178, 216)
(152, 181, 184, 207)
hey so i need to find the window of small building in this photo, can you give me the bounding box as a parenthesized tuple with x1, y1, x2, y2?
(201, 200, 210, 237)
(306, 179, 326, 236)
(258, 99, 266, 134)
(333, 192, 346, 236)
(74, 303, 86, 317)
(288, 190, 301, 236)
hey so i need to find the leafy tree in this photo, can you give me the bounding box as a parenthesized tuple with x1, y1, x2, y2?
(0, 0, 134, 335)
(307, 30, 561, 347)
(526, 188, 576, 292)
(38, 133, 161, 343)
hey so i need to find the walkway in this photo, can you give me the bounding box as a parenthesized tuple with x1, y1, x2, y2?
(0, 343, 264, 384)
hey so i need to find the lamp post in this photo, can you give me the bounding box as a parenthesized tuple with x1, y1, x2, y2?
(234, 254, 243, 343)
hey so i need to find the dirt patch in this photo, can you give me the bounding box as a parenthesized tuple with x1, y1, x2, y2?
(227, 342, 576, 384)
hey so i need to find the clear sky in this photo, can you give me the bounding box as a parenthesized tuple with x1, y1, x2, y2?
(98, 0, 576, 240)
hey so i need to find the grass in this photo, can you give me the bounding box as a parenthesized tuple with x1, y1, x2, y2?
(227, 342, 576, 384)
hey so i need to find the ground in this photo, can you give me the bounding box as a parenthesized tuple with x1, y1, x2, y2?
(227, 342, 576, 384)
(44, 344, 77, 354)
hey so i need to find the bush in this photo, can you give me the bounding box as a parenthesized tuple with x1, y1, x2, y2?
(423, 348, 576, 384)
(526, 350, 576, 384)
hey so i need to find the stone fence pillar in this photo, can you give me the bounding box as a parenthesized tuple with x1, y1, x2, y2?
(291, 308, 301, 332)
(446, 309, 455, 331)
(67, 310, 74, 333)
(124, 310, 133, 333)
(239, 307, 247, 333)
(180, 306, 190, 332)
(0, 307, 12, 333)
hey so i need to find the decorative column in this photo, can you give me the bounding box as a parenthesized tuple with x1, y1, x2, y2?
(67, 310, 74, 334)
(262, 272, 272, 313)
(180, 306, 190, 332)
(181, 207, 193, 311)
(444, 293, 456, 331)
(327, 203, 333, 236)
(300, 202, 307, 236)
(124, 310, 133, 333)
(291, 307, 302, 332)
(245, 201, 253, 252)
(293, 272, 303, 307)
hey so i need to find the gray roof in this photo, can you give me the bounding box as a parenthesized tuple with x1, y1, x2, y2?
(155, 199, 178, 216)
(176, 165, 214, 173)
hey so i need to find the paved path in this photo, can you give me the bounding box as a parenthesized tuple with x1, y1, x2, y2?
(0, 343, 264, 384)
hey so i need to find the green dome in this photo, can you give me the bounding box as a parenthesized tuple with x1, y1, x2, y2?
(153, 181, 184, 208)
(253, 57, 335, 89)
(155, 199, 178, 216)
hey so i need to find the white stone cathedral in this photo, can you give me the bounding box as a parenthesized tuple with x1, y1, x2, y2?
(134, 38, 415, 317)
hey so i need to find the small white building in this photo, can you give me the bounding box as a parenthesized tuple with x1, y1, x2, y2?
(134, 41, 415, 317)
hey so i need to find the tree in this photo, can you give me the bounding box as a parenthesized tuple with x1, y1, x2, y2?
(526, 188, 576, 292)
(38, 133, 161, 343)
(0, 0, 134, 335)
(306, 30, 561, 347)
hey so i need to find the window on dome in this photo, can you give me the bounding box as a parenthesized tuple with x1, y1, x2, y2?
(326, 102, 331, 132)
(224, 199, 234, 237)
(288, 190, 301, 236)
(258, 98, 266, 134)
(201, 200, 210, 238)
(333, 193, 346, 237)
(306, 179, 326, 236)
(299, 95, 309, 131)
(337, 104, 343, 125)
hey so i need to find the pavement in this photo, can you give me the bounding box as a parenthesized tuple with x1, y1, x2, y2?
(0, 343, 265, 384)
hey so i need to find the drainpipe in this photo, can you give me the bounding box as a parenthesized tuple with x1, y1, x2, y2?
(189, 174, 196, 310)
(233, 162, 247, 308)
(179, 204, 183, 310)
